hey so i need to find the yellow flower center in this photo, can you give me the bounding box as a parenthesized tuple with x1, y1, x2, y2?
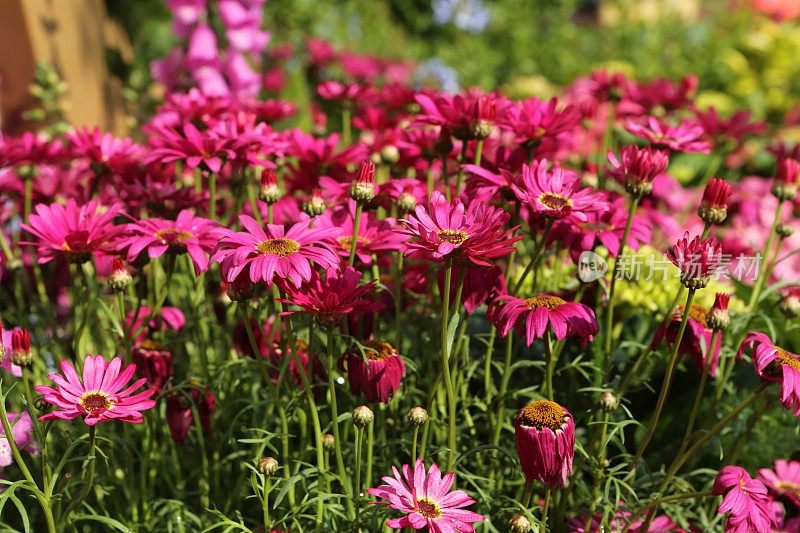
(256, 238, 300, 257)
(579, 221, 613, 232)
(362, 340, 397, 361)
(337, 236, 369, 249)
(415, 497, 442, 519)
(155, 228, 194, 245)
(525, 295, 566, 310)
(436, 229, 469, 245)
(79, 391, 114, 415)
(519, 400, 567, 432)
(776, 480, 800, 497)
(538, 192, 572, 210)
(679, 304, 710, 328)
(775, 346, 800, 371)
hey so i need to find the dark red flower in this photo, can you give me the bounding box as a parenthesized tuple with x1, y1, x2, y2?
(344, 340, 406, 404)
(166, 384, 215, 445)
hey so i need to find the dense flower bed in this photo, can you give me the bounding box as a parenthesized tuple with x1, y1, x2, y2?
(1, 1, 800, 532)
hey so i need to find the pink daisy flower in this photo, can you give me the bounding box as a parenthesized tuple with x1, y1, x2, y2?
(624, 117, 712, 154)
(512, 160, 602, 221)
(344, 339, 406, 404)
(211, 215, 340, 287)
(491, 293, 599, 346)
(666, 232, 723, 289)
(737, 332, 800, 416)
(367, 458, 484, 532)
(21, 199, 123, 264)
(35, 355, 157, 426)
(67, 126, 143, 175)
(758, 459, 800, 507)
(278, 267, 384, 327)
(145, 122, 235, 173)
(397, 191, 520, 266)
(713, 465, 779, 533)
(652, 303, 722, 377)
(515, 399, 576, 488)
(605, 145, 669, 197)
(414, 88, 503, 140)
(116, 209, 218, 274)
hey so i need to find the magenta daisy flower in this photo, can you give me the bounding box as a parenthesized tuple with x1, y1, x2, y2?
(491, 293, 598, 346)
(605, 145, 669, 197)
(652, 303, 722, 377)
(624, 116, 711, 153)
(367, 458, 484, 531)
(67, 126, 143, 175)
(713, 465, 779, 533)
(515, 399, 575, 488)
(758, 459, 800, 507)
(116, 209, 218, 274)
(278, 267, 383, 326)
(21, 199, 123, 264)
(397, 191, 520, 267)
(211, 215, 340, 287)
(737, 332, 800, 416)
(666, 232, 723, 289)
(344, 339, 406, 404)
(145, 122, 235, 173)
(35, 355, 156, 426)
(512, 160, 601, 221)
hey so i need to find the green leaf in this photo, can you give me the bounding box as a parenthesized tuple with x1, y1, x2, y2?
(446, 312, 460, 358)
(97, 299, 125, 338)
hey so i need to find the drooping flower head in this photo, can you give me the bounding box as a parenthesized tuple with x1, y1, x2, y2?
(666, 232, 723, 289)
(699, 178, 733, 225)
(713, 465, 779, 533)
(21, 199, 122, 264)
(279, 267, 384, 327)
(166, 384, 215, 445)
(398, 191, 520, 266)
(131, 340, 174, 393)
(367, 458, 485, 531)
(758, 459, 800, 507)
(491, 293, 599, 346)
(652, 303, 722, 377)
(512, 160, 601, 221)
(344, 340, 406, 404)
(737, 332, 800, 416)
(515, 399, 575, 488)
(116, 209, 218, 274)
(605, 145, 669, 198)
(211, 215, 340, 287)
(35, 355, 157, 425)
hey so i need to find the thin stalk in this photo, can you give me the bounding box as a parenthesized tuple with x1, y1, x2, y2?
(541, 488, 552, 530)
(365, 420, 374, 497)
(602, 196, 641, 380)
(411, 426, 419, 464)
(747, 201, 783, 310)
(326, 326, 354, 518)
(440, 261, 458, 470)
(209, 172, 217, 220)
(394, 252, 404, 348)
(483, 326, 498, 402)
(354, 425, 364, 528)
(584, 412, 611, 532)
(632, 288, 696, 469)
(23, 174, 34, 225)
(678, 330, 720, 454)
(473, 139, 484, 167)
(453, 141, 469, 197)
(262, 476, 271, 530)
(544, 331, 555, 400)
(349, 203, 364, 267)
(342, 105, 352, 147)
(510, 220, 555, 295)
(64, 426, 97, 518)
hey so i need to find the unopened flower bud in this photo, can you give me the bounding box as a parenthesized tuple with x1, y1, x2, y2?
(698, 178, 731, 225)
(407, 406, 428, 427)
(780, 289, 800, 318)
(397, 188, 417, 213)
(777, 224, 794, 239)
(509, 514, 532, 533)
(380, 144, 400, 164)
(10, 328, 32, 367)
(773, 157, 800, 201)
(322, 433, 335, 451)
(226, 271, 255, 302)
(303, 188, 326, 217)
(258, 456, 279, 476)
(353, 405, 374, 428)
(109, 258, 132, 292)
(259, 169, 281, 204)
(707, 293, 730, 331)
(473, 120, 493, 140)
(349, 161, 376, 203)
(598, 391, 618, 412)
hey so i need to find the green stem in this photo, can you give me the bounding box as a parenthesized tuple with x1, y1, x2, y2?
(747, 201, 783, 310)
(262, 477, 271, 530)
(483, 326, 498, 403)
(354, 425, 364, 529)
(632, 288, 696, 469)
(584, 411, 611, 532)
(411, 426, 419, 464)
(23, 174, 34, 225)
(602, 196, 641, 381)
(65, 425, 97, 519)
(440, 261, 457, 470)
(342, 106, 352, 147)
(544, 331, 555, 401)
(209, 172, 217, 220)
(678, 329, 720, 454)
(453, 141, 469, 197)
(326, 326, 354, 518)
(510, 220, 554, 296)
(349, 203, 364, 267)
(541, 488, 552, 530)
(365, 420, 374, 497)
